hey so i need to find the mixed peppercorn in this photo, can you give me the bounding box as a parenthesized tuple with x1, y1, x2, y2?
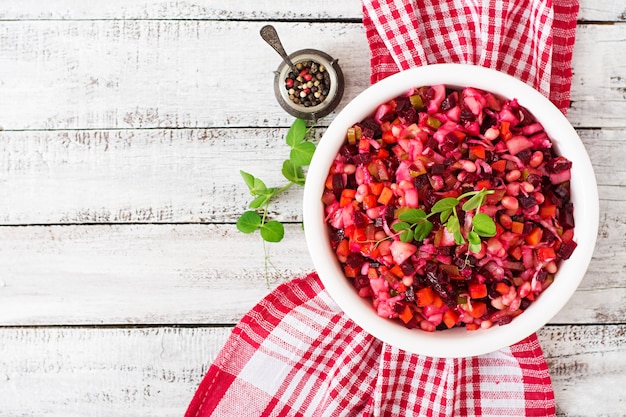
(284, 60, 331, 108)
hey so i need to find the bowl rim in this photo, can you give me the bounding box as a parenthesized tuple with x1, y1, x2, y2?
(303, 63, 599, 358)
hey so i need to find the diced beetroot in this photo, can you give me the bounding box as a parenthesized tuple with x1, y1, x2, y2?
(557, 239, 577, 260)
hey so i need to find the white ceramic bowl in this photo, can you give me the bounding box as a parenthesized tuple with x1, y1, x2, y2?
(303, 64, 599, 358)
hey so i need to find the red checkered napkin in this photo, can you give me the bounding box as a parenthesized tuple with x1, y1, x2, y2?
(186, 274, 554, 416)
(187, 1, 579, 415)
(363, 0, 579, 114)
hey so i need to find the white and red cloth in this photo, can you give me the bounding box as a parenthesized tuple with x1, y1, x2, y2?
(186, 1, 579, 415)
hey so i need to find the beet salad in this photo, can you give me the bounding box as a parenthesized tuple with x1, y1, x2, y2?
(322, 85, 576, 332)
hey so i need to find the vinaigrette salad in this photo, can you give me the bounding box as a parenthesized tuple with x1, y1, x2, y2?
(322, 85, 576, 332)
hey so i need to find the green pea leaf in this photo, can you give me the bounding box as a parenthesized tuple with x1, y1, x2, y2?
(290, 141, 316, 167)
(462, 192, 485, 211)
(260, 220, 285, 242)
(240, 170, 256, 191)
(400, 230, 414, 243)
(473, 213, 497, 237)
(282, 160, 306, 186)
(286, 118, 307, 147)
(398, 209, 427, 224)
(446, 215, 460, 234)
(468, 231, 482, 253)
(440, 208, 452, 223)
(413, 220, 434, 241)
(236, 211, 262, 233)
(392, 221, 411, 232)
(249, 195, 270, 209)
(252, 177, 267, 194)
(454, 230, 465, 245)
(431, 197, 459, 214)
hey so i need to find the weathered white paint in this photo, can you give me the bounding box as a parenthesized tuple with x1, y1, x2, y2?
(0, 0, 622, 22)
(0, 325, 623, 417)
(0, 22, 624, 130)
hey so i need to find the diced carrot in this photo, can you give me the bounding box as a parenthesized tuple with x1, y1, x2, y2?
(352, 227, 367, 244)
(367, 267, 378, 279)
(511, 221, 525, 235)
(536, 247, 556, 261)
(465, 323, 480, 331)
(377, 148, 390, 159)
(468, 283, 488, 299)
(361, 243, 380, 259)
(491, 159, 507, 173)
(525, 292, 536, 301)
(395, 282, 407, 293)
(358, 137, 370, 152)
(369, 182, 384, 196)
(539, 204, 557, 219)
(344, 265, 358, 278)
(340, 189, 356, 207)
(433, 294, 444, 308)
(525, 227, 543, 246)
(467, 301, 487, 318)
(389, 264, 404, 278)
(362, 194, 378, 210)
(469, 145, 486, 160)
(382, 130, 396, 144)
(495, 282, 510, 295)
(509, 245, 523, 260)
(336, 239, 350, 257)
(325, 174, 334, 190)
(398, 305, 414, 324)
(443, 309, 459, 328)
(500, 121, 512, 141)
(377, 186, 394, 205)
(416, 287, 435, 307)
(476, 179, 491, 191)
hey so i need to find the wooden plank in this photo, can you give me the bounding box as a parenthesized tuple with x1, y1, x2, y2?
(0, 0, 622, 22)
(0, 21, 625, 130)
(0, 223, 623, 325)
(0, 127, 622, 225)
(0, 324, 623, 417)
(0, 224, 312, 325)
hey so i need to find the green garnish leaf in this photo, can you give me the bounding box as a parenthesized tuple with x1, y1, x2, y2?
(440, 208, 452, 223)
(468, 230, 482, 253)
(431, 197, 459, 214)
(249, 195, 269, 209)
(462, 192, 484, 211)
(453, 230, 465, 245)
(290, 141, 316, 167)
(286, 118, 307, 147)
(400, 230, 414, 242)
(282, 160, 306, 186)
(240, 170, 256, 191)
(260, 220, 285, 242)
(237, 211, 262, 233)
(473, 213, 497, 237)
(392, 221, 411, 232)
(252, 177, 267, 194)
(414, 221, 434, 241)
(468, 230, 481, 245)
(398, 209, 427, 223)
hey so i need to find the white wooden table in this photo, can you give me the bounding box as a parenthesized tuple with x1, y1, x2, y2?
(0, 2, 624, 416)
